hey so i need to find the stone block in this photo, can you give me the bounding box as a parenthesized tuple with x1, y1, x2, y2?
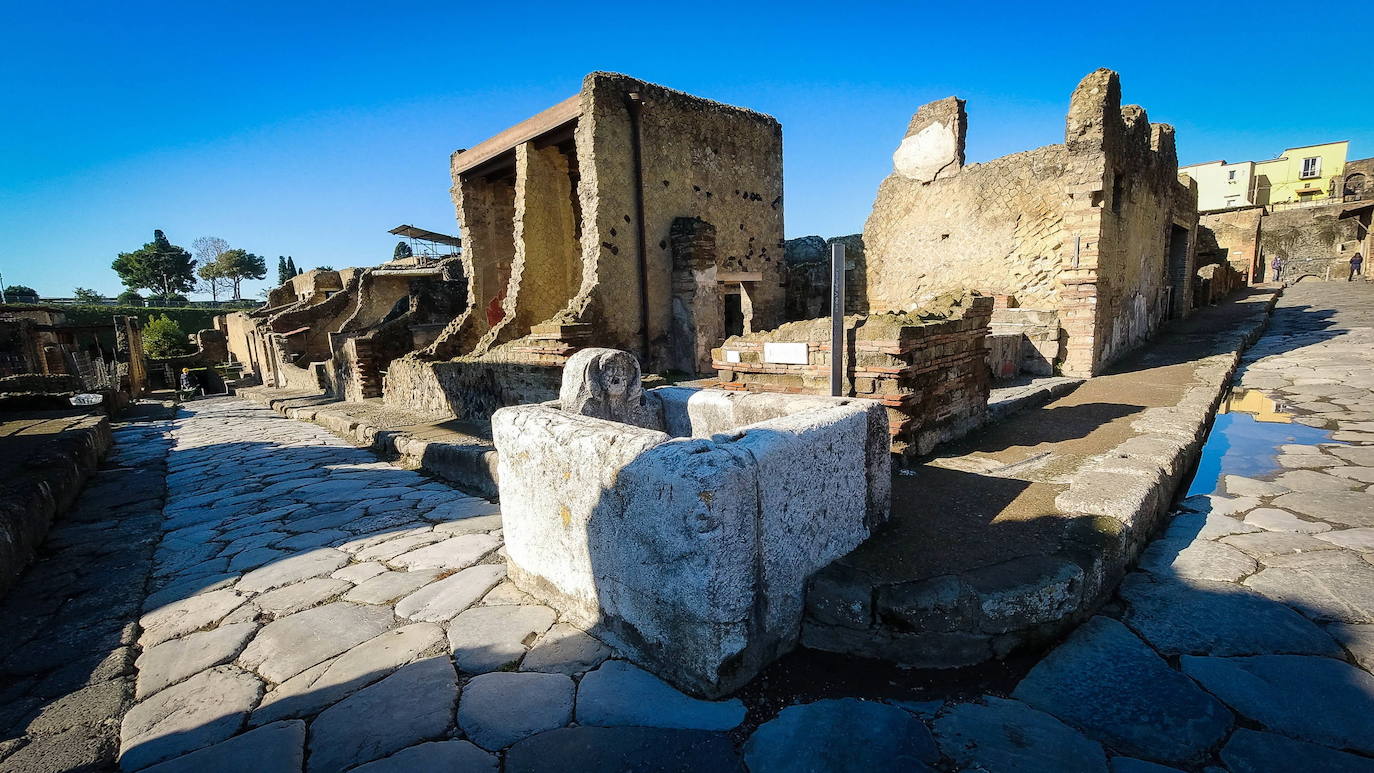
(493, 385, 889, 697)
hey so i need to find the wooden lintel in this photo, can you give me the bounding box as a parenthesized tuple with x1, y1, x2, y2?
(717, 272, 764, 283)
(453, 95, 582, 177)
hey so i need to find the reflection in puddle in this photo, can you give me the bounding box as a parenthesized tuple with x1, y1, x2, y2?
(1185, 389, 1341, 496)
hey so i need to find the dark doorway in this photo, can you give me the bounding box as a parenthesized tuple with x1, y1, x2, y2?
(1166, 224, 1191, 318)
(724, 292, 745, 338)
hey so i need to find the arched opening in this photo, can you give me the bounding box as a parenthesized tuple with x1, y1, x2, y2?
(1343, 173, 1367, 201)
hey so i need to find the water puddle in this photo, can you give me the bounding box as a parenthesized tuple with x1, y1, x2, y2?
(1186, 389, 1342, 496)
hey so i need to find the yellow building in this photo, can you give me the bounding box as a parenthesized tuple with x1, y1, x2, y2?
(1253, 141, 1347, 206)
(1181, 141, 1349, 211)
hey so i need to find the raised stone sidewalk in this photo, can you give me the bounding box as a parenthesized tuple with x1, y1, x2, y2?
(0, 283, 1371, 771)
(0, 409, 113, 596)
(804, 287, 1283, 667)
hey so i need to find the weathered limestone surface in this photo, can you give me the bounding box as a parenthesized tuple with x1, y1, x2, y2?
(493, 384, 889, 697)
(864, 69, 1199, 376)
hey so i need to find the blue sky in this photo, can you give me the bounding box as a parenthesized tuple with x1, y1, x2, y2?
(2, 1, 1370, 299)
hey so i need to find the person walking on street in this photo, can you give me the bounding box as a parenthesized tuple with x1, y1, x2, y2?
(1350, 252, 1364, 282)
(1272, 256, 1284, 282)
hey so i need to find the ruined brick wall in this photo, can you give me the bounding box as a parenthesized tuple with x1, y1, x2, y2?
(218, 312, 258, 372)
(388, 73, 786, 420)
(1088, 119, 1197, 371)
(268, 273, 363, 364)
(865, 144, 1072, 312)
(710, 295, 993, 457)
(1198, 207, 1265, 281)
(863, 70, 1195, 377)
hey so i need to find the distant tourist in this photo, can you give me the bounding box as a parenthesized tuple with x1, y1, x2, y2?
(1350, 253, 1364, 282)
(1271, 256, 1284, 282)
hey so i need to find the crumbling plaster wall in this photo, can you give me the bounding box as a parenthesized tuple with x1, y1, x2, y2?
(863, 69, 1196, 377)
(555, 72, 785, 370)
(269, 273, 364, 364)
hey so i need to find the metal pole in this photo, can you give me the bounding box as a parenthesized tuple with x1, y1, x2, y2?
(830, 243, 845, 397)
(0, 269, 6, 304)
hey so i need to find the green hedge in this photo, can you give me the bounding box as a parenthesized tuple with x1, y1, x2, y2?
(55, 305, 223, 332)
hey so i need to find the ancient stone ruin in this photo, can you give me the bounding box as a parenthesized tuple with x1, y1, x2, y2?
(208, 69, 1241, 684)
(381, 72, 785, 420)
(711, 293, 995, 457)
(220, 261, 468, 404)
(861, 69, 1200, 377)
(492, 348, 890, 696)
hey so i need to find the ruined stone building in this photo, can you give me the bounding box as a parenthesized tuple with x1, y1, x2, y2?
(0, 306, 148, 406)
(380, 72, 785, 420)
(860, 69, 1199, 377)
(219, 261, 468, 403)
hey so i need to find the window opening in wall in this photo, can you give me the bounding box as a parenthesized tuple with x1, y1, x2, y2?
(1300, 157, 1321, 179)
(1228, 170, 1237, 180)
(1111, 173, 1125, 214)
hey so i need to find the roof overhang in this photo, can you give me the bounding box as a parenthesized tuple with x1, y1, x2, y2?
(452, 94, 581, 178)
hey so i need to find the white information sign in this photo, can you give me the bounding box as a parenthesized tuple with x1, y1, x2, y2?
(762, 342, 809, 365)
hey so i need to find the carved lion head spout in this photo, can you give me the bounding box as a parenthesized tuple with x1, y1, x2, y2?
(559, 348, 657, 429)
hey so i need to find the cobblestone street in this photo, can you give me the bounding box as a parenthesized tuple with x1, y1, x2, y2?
(1, 283, 1372, 772)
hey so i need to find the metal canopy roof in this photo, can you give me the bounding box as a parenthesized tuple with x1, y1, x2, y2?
(387, 225, 463, 247)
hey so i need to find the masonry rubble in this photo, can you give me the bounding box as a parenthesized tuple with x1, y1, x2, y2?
(0, 305, 149, 409)
(218, 262, 468, 405)
(375, 72, 786, 423)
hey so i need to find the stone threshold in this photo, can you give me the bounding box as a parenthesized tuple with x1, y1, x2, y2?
(803, 287, 1284, 669)
(985, 376, 1084, 425)
(234, 389, 498, 499)
(0, 410, 113, 597)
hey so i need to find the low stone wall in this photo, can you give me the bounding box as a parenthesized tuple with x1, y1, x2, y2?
(382, 329, 578, 422)
(0, 411, 112, 598)
(712, 295, 993, 457)
(989, 308, 1059, 376)
(493, 385, 890, 697)
(1194, 262, 1246, 307)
